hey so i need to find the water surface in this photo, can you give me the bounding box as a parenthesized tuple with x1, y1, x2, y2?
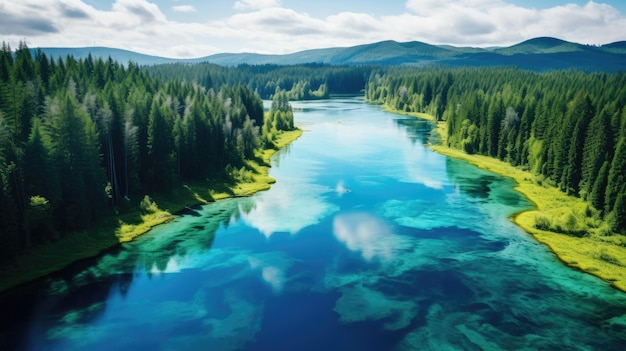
(2, 97, 626, 350)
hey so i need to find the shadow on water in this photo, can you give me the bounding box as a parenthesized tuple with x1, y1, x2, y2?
(394, 118, 433, 146)
(0, 197, 252, 351)
(445, 157, 529, 209)
(444, 157, 493, 200)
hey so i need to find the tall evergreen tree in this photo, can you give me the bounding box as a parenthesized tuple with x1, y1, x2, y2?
(562, 93, 595, 195)
(147, 97, 173, 192)
(122, 111, 139, 197)
(612, 191, 626, 233)
(591, 161, 610, 214)
(581, 107, 612, 198)
(0, 112, 19, 260)
(605, 136, 626, 220)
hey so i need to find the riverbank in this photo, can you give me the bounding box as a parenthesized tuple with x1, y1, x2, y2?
(0, 129, 303, 293)
(381, 104, 626, 292)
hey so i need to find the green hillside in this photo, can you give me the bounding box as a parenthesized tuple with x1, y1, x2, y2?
(34, 37, 626, 71)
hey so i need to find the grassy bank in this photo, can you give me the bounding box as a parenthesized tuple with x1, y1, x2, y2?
(381, 104, 436, 121)
(0, 129, 303, 293)
(432, 145, 626, 292)
(382, 103, 626, 292)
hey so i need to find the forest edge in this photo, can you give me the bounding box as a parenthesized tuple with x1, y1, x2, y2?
(0, 128, 303, 293)
(386, 104, 626, 293)
(3, 98, 625, 294)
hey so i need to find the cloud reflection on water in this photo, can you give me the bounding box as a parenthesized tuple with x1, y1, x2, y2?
(329, 212, 427, 332)
(401, 143, 446, 190)
(248, 255, 289, 294)
(241, 179, 338, 238)
(333, 212, 407, 262)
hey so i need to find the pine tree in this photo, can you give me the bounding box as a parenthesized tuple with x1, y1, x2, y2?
(611, 191, 626, 233)
(0, 112, 20, 260)
(605, 136, 626, 215)
(122, 111, 139, 197)
(562, 93, 594, 195)
(486, 97, 504, 157)
(49, 94, 92, 228)
(241, 116, 259, 159)
(591, 161, 610, 214)
(147, 97, 173, 192)
(581, 107, 612, 198)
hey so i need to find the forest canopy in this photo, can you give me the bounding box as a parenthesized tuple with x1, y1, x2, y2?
(144, 63, 369, 100)
(0, 42, 295, 263)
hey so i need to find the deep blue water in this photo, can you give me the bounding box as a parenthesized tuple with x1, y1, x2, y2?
(2, 96, 626, 350)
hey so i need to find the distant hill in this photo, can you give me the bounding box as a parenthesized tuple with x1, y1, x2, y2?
(601, 41, 626, 54)
(33, 37, 626, 71)
(31, 47, 182, 66)
(493, 37, 586, 55)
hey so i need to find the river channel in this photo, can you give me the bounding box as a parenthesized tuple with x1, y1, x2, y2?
(1, 96, 626, 350)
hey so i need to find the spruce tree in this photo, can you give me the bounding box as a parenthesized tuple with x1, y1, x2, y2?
(563, 93, 594, 195)
(605, 136, 626, 216)
(581, 108, 612, 198)
(591, 161, 610, 214)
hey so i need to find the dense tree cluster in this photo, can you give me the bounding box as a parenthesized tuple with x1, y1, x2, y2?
(145, 62, 369, 100)
(367, 67, 626, 233)
(0, 42, 292, 262)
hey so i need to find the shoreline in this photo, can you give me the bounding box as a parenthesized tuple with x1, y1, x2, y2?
(0, 129, 303, 294)
(381, 103, 626, 293)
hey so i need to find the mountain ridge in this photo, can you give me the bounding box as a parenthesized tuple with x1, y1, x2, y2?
(31, 37, 626, 71)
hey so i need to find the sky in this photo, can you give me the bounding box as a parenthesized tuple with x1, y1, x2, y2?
(1, 0, 625, 58)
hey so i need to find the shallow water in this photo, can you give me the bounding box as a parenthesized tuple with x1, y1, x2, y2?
(2, 96, 626, 350)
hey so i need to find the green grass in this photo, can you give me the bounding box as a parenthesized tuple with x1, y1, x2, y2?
(432, 144, 626, 291)
(387, 106, 626, 293)
(381, 104, 435, 121)
(0, 129, 303, 293)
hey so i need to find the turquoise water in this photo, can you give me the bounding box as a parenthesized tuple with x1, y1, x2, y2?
(2, 97, 626, 350)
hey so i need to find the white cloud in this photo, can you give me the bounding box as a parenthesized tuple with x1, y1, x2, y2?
(216, 0, 626, 51)
(326, 12, 383, 38)
(172, 5, 196, 13)
(233, 0, 281, 11)
(226, 7, 323, 34)
(398, 0, 625, 46)
(405, 0, 451, 15)
(111, 0, 167, 23)
(1, 0, 624, 58)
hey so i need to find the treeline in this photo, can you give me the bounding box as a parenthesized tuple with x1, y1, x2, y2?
(367, 67, 626, 233)
(0, 42, 294, 262)
(145, 62, 369, 100)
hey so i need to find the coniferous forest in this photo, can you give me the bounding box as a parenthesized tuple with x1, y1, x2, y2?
(2, 41, 626, 285)
(145, 62, 369, 100)
(366, 67, 626, 234)
(0, 42, 296, 264)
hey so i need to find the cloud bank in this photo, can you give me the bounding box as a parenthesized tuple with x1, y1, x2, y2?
(1, 0, 623, 58)
(172, 5, 196, 13)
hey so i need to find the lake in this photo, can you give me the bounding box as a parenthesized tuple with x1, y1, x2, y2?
(2, 96, 626, 350)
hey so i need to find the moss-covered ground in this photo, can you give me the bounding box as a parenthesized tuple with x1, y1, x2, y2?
(0, 129, 303, 293)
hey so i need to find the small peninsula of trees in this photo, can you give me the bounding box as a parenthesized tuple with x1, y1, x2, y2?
(367, 67, 626, 234)
(0, 42, 294, 263)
